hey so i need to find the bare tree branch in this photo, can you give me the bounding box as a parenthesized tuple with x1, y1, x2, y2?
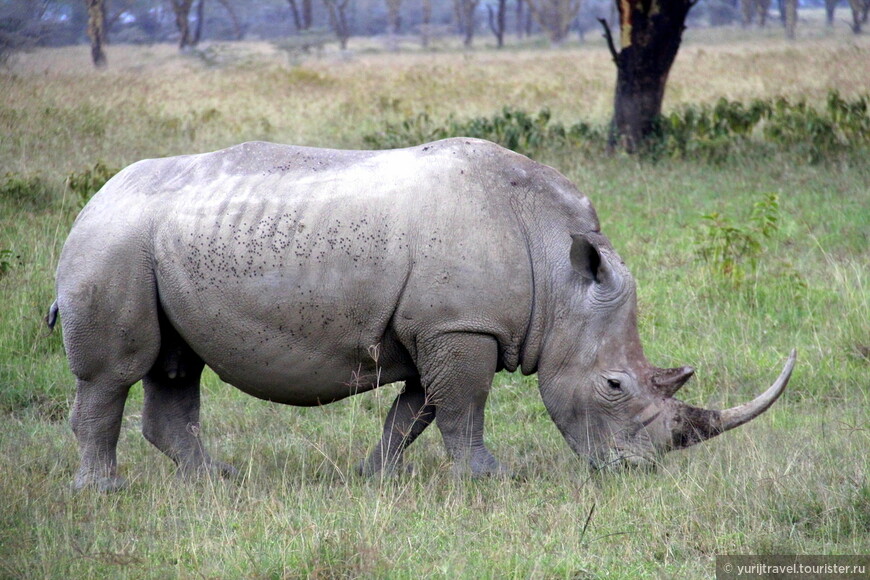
(598, 18, 619, 66)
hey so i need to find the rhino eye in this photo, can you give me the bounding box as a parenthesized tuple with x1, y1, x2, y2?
(607, 378, 622, 390)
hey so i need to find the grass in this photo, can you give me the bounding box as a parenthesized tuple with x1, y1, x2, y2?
(1, 20, 868, 579)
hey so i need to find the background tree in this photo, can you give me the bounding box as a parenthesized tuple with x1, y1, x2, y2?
(86, 0, 107, 67)
(599, 0, 696, 152)
(215, 0, 244, 40)
(516, 0, 533, 36)
(386, 0, 403, 49)
(784, 0, 797, 39)
(825, 0, 838, 25)
(525, 0, 582, 44)
(848, 0, 870, 33)
(322, 0, 351, 49)
(488, 0, 508, 47)
(454, 0, 480, 47)
(421, 0, 433, 47)
(169, 0, 195, 49)
(740, 0, 769, 27)
(287, 0, 314, 31)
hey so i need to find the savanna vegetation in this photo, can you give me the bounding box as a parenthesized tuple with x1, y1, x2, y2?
(1, 19, 868, 578)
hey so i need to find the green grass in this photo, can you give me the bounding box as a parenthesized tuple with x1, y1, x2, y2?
(1, 25, 868, 578)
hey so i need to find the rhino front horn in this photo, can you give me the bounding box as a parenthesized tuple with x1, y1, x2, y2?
(719, 348, 796, 431)
(671, 349, 796, 449)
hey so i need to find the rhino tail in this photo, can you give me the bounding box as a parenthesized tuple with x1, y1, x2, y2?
(46, 300, 59, 333)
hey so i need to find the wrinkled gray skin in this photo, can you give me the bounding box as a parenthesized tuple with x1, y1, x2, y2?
(50, 138, 795, 491)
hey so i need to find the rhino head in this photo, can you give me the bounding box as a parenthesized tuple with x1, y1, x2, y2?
(536, 232, 795, 471)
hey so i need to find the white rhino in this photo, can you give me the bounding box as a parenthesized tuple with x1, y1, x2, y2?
(49, 138, 795, 491)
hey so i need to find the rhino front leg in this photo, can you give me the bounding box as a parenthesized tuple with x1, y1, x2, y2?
(358, 378, 435, 477)
(418, 333, 506, 477)
(141, 342, 237, 481)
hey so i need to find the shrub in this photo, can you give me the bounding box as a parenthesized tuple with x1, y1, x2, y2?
(654, 91, 869, 163)
(363, 107, 606, 157)
(65, 161, 119, 207)
(364, 91, 868, 163)
(694, 193, 780, 288)
(0, 248, 20, 279)
(0, 172, 53, 209)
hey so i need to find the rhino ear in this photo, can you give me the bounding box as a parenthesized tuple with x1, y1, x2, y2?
(570, 233, 603, 283)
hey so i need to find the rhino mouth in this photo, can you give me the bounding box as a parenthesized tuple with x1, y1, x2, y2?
(588, 451, 659, 473)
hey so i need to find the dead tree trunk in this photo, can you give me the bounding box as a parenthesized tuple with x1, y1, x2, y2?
(599, 0, 695, 152)
(454, 0, 480, 47)
(421, 0, 432, 47)
(784, 0, 797, 39)
(191, 0, 205, 45)
(825, 0, 837, 25)
(170, 0, 195, 50)
(86, 0, 108, 68)
(287, 0, 314, 31)
(848, 0, 869, 33)
(323, 0, 351, 49)
(488, 0, 508, 47)
(525, 0, 582, 44)
(216, 0, 244, 39)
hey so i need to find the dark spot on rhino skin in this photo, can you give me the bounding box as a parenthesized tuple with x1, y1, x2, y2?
(510, 181, 518, 186)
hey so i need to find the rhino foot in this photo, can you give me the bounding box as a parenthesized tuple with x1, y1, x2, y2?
(73, 473, 128, 493)
(178, 459, 240, 482)
(356, 457, 414, 478)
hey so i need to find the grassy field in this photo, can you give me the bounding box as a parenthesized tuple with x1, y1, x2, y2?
(1, 21, 868, 579)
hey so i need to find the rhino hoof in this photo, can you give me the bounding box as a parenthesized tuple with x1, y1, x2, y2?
(213, 461, 239, 479)
(72, 475, 128, 493)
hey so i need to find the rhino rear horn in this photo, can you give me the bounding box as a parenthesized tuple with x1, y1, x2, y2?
(652, 366, 695, 397)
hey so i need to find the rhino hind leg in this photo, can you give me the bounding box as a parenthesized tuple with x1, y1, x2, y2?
(141, 320, 237, 481)
(70, 377, 135, 492)
(61, 288, 161, 492)
(358, 378, 435, 477)
(417, 333, 507, 477)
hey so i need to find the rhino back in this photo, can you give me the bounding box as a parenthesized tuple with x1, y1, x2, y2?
(62, 139, 583, 404)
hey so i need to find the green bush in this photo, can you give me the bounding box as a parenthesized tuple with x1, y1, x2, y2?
(65, 161, 119, 207)
(363, 107, 606, 157)
(0, 248, 19, 279)
(694, 193, 780, 287)
(0, 172, 54, 209)
(365, 91, 868, 163)
(656, 91, 869, 163)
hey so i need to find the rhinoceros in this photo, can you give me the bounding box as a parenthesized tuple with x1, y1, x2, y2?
(49, 138, 795, 491)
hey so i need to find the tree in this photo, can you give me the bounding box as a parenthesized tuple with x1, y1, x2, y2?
(215, 0, 244, 39)
(169, 0, 195, 49)
(848, 0, 870, 33)
(86, 0, 107, 67)
(386, 0, 403, 49)
(488, 0, 508, 47)
(454, 0, 480, 47)
(825, 0, 838, 25)
(741, 0, 770, 26)
(599, 0, 696, 152)
(287, 0, 314, 31)
(421, 0, 433, 47)
(322, 0, 351, 49)
(524, 0, 582, 44)
(516, 0, 532, 37)
(783, 0, 797, 39)
(387, 0, 403, 34)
